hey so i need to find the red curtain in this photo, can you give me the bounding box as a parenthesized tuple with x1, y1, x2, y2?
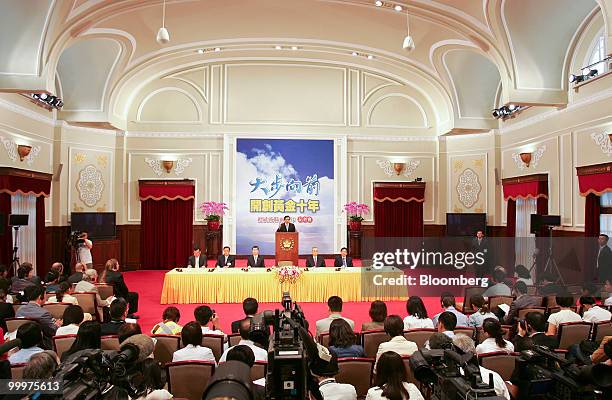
(506, 199, 516, 237)
(0, 193, 11, 268)
(36, 197, 46, 278)
(373, 183, 425, 237)
(585, 193, 601, 237)
(577, 169, 612, 196)
(139, 181, 195, 270)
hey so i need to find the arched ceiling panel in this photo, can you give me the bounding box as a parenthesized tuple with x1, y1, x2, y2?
(57, 38, 120, 111)
(137, 88, 201, 122)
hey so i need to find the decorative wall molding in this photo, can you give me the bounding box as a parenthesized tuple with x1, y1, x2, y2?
(144, 157, 164, 176)
(174, 158, 193, 175)
(24, 144, 41, 166)
(590, 131, 612, 156)
(76, 164, 105, 207)
(511, 144, 546, 170)
(375, 159, 420, 177)
(0, 136, 18, 161)
(456, 168, 481, 209)
(144, 157, 193, 176)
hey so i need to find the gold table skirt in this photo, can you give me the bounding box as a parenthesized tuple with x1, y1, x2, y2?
(160, 267, 409, 304)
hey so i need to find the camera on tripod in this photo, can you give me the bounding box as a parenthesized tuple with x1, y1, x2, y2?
(67, 230, 86, 248)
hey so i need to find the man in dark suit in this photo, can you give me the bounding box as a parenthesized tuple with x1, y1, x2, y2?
(187, 245, 207, 268)
(100, 298, 128, 336)
(503, 281, 542, 324)
(247, 246, 265, 268)
(596, 234, 612, 283)
(216, 246, 236, 268)
(305, 246, 326, 268)
(333, 247, 353, 268)
(512, 311, 558, 352)
(276, 215, 296, 232)
(471, 230, 491, 278)
(16, 285, 59, 340)
(231, 297, 259, 333)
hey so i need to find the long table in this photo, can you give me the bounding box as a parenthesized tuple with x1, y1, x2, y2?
(160, 267, 409, 304)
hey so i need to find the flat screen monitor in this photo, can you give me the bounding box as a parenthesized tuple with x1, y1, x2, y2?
(446, 213, 486, 237)
(70, 212, 116, 239)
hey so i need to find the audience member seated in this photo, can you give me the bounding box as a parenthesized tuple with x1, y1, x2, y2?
(546, 294, 582, 336)
(366, 351, 424, 400)
(134, 358, 173, 400)
(0, 289, 15, 333)
(431, 292, 468, 327)
(56, 305, 86, 336)
(428, 332, 453, 350)
(482, 267, 512, 298)
(591, 336, 612, 364)
(117, 323, 142, 343)
(504, 281, 541, 325)
(22, 350, 59, 379)
(514, 264, 533, 286)
(100, 258, 139, 318)
(403, 296, 434, 329)
(0, 265, 10, 293)
(11, 263, 37, 293)
(9, 322, 44, 364)
(604, 279, 612, 306)
(581, 283, 598, 298)
(74, 269, 111, 309)
(231, 297, 259, 333)
(475, 318, 514, 354)
(362, 300, 387, 331)
(195, 305, 226, 337)
(539, 273, 563, 296)
(172, 321, 216, 363)
(44, 270, 61, 293)
(151, 306, 182, 335)
(46, 281, 78, 305)
(60, 321, 101, 362)
(67, 262, 85, 285)
(100, 298, 129, 336)
(220, 318, 267, 362)
(316, 296, 355, 337)
(16, 285, 59, 338)
(425, 312, 457, 349)
(581, 296, 612, 322)
(50, 262, 65, 281)
(467, 295, 498, 328)
(376, 315, 417, 364)
(329, 319, 365, 358)
(311, 346, 357, 400)
(513, 312, 558, 352)
(451, 334, 510, 400)
(226, 345, 267, 395)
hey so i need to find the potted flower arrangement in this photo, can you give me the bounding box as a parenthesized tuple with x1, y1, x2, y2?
(343, 202, 369, 231)
(275, 266, 302, 284)
(199, 201, 228, 231)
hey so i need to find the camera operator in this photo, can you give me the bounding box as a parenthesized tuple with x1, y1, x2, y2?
(513, 311, 558, 352)
(77, 232, 93, 269)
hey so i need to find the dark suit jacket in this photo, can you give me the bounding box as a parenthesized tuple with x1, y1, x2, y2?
(67, 272, 83, 285)
(334, 255, 353, 268)
(187, 255, 208, 268)
(231, 316, 253, 333)
(276, 223, 296, 232)
(216, 255, 236, 268)
(247, 255, 265, 268)
(15, 302, 57, 337)
(305, 255, 326, 268)
(504, 294, 543, 324)
(100, 320, 126, 336)
(597, 245, 612, 282)
(513, 332, 559, 352)
(104, 270, 130, 299)
(10, 278, 35, 293)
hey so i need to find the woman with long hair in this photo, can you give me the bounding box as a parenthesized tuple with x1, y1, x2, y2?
(100, 258, 119, 284)
(467, 294, 497, 328)
(61, 321, 102, 362)
(475, 318, 514, 354)
(366, 351, 424, 400)
(403, 296, 434, 329)
(329, 319, 365, 358)
(362, 300, 387, 331)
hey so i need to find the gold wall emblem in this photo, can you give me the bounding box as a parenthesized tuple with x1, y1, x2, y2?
(281, 239, 295, 251)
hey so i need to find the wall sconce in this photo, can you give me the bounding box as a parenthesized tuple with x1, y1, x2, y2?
(162, 160, 174, 173)
(608, 132, 612, 143)
(519, 152, 532, 168)
(393, 162, 405, 175)
(17, 145, 32, 161)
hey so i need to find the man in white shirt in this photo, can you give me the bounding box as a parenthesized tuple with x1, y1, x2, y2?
(375, 315, 418, 364)
(76, 232, 93, 269)
(581, 296, 612, 323)
(546, 295, 582, 336)
(315, 296, 355, 337)
(431, 292, 469, 327)
(451, 334, 510, 400)
(219, 319, 267, 362)
(311, 345, 357, 400)
(425, 311, 457, 349)
(172, 321, 216, 363)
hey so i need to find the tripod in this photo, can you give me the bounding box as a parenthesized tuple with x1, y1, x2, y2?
(11, 226, 21, 276)
(542, 226, 565, 286)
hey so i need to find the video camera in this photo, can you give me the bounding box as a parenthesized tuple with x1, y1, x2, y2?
(67, 230, 86, 248)
(409, 348, 505, 400)
(514, 345, 612, 399)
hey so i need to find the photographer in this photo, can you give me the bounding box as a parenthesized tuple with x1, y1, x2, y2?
(513, 311, 558, 352)
(76, 232, 93, 269)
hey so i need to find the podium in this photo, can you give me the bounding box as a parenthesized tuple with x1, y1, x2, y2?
(275, 232, 299, 266)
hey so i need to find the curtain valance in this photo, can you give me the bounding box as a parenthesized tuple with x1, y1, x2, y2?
(138, 180, 195, 201)
(576, 162, 612, 197)
(373, 182, 426, 203)
(0, 167, 52, 197)
(502, 174, 548, 201)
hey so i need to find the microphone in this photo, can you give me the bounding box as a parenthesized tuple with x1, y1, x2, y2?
(0, 339, 21, 355)
(116, 334, 154, 363)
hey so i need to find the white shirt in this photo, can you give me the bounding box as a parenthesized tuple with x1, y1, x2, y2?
(316, 314, 355, 337)
(375, 336, 418, 363)
(479, 366, 510, 399)
(56, 324, 80, 336)
(77, 239, 93, 264)
(583, 306, 612, 323)
(605, 296, 612, 306)
(219, 339, 268, 362)
(172, 344, 216, 363)
(475, 338, 515, 354)
(365, 382, 424, 400)
(195, 256, 200, 268)
(46, 294, 78, 305)
(547, 309, 582, 327)
(9, 347, 44, 364)
(318, 378, 357, 400)
(403, 315, 434, 330)
(202, 326, 225, 336)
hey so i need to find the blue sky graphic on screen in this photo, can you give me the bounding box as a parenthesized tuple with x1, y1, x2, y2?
(236, 139, 335, 255)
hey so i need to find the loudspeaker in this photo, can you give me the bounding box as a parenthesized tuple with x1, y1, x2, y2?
(8, 214, 29, 227)
(530, 214, 561, 234)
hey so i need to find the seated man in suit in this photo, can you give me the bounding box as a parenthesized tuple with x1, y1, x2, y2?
(503, 281, 542, 325)
(315, 296, 354, 337)
(216, 246, 236, 268)
(247, 246, 265, 268)
(276, 215, 296, 232)
(305, 246, 326, 268)
(187, 245, 207, 268)
(513, 311, 558, 352)
(67, 262, 86, 284)
(16, 285, 60, 340)
(232, 297, 259, 333)
(100, 298, 129, 336)
(333, 247, 353, 268)
(11, 263, 37, 293)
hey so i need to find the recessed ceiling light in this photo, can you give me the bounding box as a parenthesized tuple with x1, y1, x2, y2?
(375, 1, 383, 6)
(351, 51, 358, 56)
(274, 45, 282, 50)
(196, 49, 204, 54)
(291, 46, 299, 50)
(394, 5, 402, 11)
(214, 47, 221, 52)
(367, 54, 374, 59)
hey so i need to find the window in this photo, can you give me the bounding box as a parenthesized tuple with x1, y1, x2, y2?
(601, 192, 612, 249)
(585, 34, 606, 75)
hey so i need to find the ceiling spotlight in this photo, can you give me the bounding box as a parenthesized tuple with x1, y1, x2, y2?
(569, 74, 584, 83)
(291, 46, 299, 50)
(367, 54, 374, 60)
(586, 69, 598, 78)
(375, 1, 383, 6)
(351, 51, 358, 56)
(274, 45, 282, 50)
(28, 92, 64, 111)
(508, 104, 517, 111)
(492, 105, 523, 120)
(402, 8, 415, 52)
(156, 0, 170, 45)
(214, 47, 221, 52)
(196, 49, 204, 54)
(394, 5, 402, 11)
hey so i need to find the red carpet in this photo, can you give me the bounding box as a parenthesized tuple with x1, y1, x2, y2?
(124, 270, 442, 334)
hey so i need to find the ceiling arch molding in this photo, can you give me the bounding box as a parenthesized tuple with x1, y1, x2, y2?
(367, 93, 428, 130)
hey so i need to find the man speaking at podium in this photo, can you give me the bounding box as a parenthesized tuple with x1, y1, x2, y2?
(276, 215, 296, 232)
